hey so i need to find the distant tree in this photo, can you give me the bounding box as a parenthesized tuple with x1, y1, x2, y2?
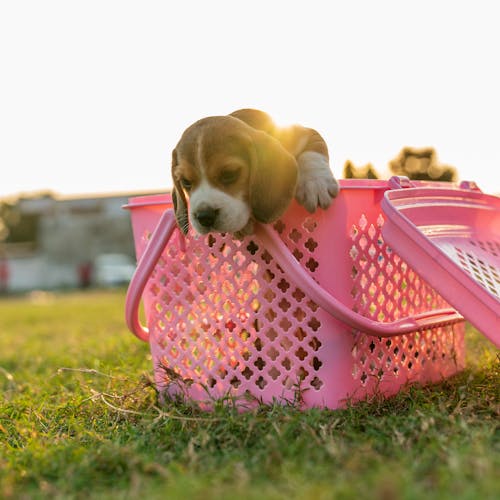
(0, 202, 15, 243)
(389, 147, 457, 182)
(0, 199, 40, 247)
(343, 160, 380, 179)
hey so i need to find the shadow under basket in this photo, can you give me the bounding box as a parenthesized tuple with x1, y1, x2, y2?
(124, 178, 485, 410)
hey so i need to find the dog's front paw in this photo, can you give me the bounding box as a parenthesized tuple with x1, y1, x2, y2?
(233, 219, 254, 240)
(295, 152, 339, 213)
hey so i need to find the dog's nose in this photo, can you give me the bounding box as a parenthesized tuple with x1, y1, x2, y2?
(195, 207, 219, 228)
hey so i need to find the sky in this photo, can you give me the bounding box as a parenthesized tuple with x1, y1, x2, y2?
(1, 0, 499, 199)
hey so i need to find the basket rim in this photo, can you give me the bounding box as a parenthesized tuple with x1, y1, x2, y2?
(123, 179, 458, 210)
(123, 193, 173, 210)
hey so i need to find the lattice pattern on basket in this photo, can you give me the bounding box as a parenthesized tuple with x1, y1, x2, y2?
(348, 213, 464, 386)
(146, 215, 327, 401)
(141, 207, 464, 403)
(436, 239, 500, 299)
(351, 326, 462, 386)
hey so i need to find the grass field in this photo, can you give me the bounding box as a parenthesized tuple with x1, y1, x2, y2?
(0, 289, 498, 499)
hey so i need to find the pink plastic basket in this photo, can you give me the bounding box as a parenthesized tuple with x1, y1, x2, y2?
(125, 179, 468, 409)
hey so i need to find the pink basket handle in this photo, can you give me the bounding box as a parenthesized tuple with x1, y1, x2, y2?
(125, 210, 178, 341)
(255, 224, 464, 337)
(125, 210, 464, 341)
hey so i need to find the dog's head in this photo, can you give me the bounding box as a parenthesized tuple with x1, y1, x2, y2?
(171, 115, 297, 236)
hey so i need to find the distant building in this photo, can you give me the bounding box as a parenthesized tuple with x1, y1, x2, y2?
(0, 190, 163, 292)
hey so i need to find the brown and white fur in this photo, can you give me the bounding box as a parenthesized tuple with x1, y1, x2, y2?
(171, 108, 339, 237)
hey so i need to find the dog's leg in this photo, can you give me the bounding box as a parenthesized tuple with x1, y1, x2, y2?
(295, 151, 339, 213)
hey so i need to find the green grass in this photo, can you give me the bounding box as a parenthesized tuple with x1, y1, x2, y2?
(0, 290, 498, 499)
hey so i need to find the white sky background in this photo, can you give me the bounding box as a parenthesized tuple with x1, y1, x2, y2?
(1, 0, 499, 198)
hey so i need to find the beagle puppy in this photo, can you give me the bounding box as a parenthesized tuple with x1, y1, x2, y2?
(171, 109, 339, 238)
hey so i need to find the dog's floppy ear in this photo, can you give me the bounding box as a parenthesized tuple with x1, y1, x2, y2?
(249, 130, 298, 223)
(171, 149, 189, 234)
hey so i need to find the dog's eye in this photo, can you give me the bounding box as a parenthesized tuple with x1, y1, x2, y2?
(180, 177, 192, 191)
(219, 168, 240, 185)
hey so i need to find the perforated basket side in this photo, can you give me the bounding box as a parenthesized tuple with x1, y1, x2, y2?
(145, 228, 331, 405)
(141, 212, 464, 408)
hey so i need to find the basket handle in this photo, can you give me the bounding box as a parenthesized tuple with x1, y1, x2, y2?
(125, 210, 464, 341)
(125, 210, 178, 341)
(254, 223, 464, 337)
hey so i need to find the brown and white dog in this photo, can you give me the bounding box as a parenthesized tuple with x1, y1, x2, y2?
(171, 109, 339, 237)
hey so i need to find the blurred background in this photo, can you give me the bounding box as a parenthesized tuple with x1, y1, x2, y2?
(1, 0, 499, 293)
